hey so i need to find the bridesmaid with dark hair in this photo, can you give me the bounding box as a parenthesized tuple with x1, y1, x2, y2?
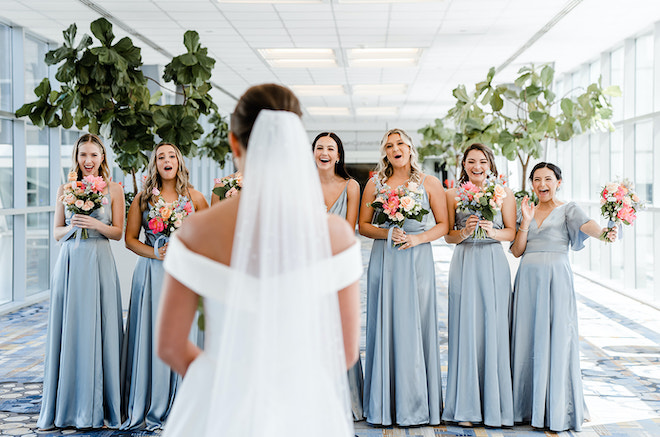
(442, 143, 516, 427)
(312, 132, 362, 419)
(38, 133, 125, 430)
(510, 162, 616, 432)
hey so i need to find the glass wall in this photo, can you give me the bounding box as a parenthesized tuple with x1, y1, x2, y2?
(26, 212, 49, 295)
(0, 24, 10, 112)
(26, 124, 49, 207)
(0, 118, 12, 209)
(24, 34, 48, 103)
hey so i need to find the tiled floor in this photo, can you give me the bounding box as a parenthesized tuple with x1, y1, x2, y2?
(2, 238, 660, 436)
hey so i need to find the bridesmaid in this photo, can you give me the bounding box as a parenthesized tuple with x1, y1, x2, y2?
(510, 162, 616, 432)
(38, 133, 124, 430)
(359, 128, 448, 426)
(121, 142, 208, 430)
(312, 132, 362, 419)
(442, 143, 515, 427)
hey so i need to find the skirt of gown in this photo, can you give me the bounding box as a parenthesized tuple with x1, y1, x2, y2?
(363, 238, 442, 426)
(442, 240, 513, 426)
(511, 251, 587, 432)
(121, 252, 202, 430)
(348, 359, 364, 420)
(37, 236, 123, 429)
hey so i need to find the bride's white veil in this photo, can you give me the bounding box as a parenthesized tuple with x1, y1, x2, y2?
(203, 109, 353, 436)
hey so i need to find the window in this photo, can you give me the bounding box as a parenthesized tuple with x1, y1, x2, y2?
(635, 34, 653, 116)
(610, 47, 624, 121)
(24, 34, 48, 104)
(0, 214, 12, 305)
(26, 212, 49, 295)
(26, 124, 49, 207)
(0, 24, 11, 112)
(0, 118, 12, 209)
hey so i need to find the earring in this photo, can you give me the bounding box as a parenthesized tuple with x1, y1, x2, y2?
(336, 161, 339, 164)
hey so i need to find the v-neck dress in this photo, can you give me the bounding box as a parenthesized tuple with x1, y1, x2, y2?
(510, 202, 590, 432)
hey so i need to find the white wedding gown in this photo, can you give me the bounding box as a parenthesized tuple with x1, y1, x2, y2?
(162, 233, 362, 436)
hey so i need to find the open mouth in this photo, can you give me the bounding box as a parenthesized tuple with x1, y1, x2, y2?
(471, 170, 484, 176)
(84, 165, 94, 171)
(164, 165, 173, 171)
(319, 158, 330, 163)
(394, 154, 402, 159)
(538, 188, 550, 195)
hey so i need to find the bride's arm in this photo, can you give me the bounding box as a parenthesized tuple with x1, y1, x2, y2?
(328, 215, 360, 368)
(157, 274, 201, 376)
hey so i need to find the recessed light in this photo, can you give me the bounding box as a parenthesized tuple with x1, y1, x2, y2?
(259, 48, 338, 68)
(347, 48, 421, 67)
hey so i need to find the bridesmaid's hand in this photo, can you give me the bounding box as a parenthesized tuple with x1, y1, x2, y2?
(520, 196, 535, 226)
(70, 213, 101, 231)
(391, 227, 406, 245)
(478, 219, 498, 239)
(600, 227, 617, 242)
(462, 214, 479, 236)
(157, 242, 169, 260)
(398, 233, 422, 250)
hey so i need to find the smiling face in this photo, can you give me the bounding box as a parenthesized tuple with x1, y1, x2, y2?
(314, 135, 339, 171)
(531, 167, 562, 203)
(155, 144, 179, 181)
(384, 133, 411, 168)
(77, 141, 104, 177)
(463, 149, 490, 186)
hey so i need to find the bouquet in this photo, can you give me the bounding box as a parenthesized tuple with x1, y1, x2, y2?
(212, 173, 242, 200)
(60, 172, 108, 239)
(599, 179, 643, 242)
(147, 188, 193, 238)
(455, 174, 507, 239)
(368, 181, 429, 229)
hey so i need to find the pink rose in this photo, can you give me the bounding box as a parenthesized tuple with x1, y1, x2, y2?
(74, 199, 84, 209)
(183, 202, 193, 213)
(149, 217, 165, 234)
(102, 197, 109, 205)
(152, 187, 160, 196)
(394, 212, 405, 222)
(214, 178, 222, 184)
(226, 187, 238, 198)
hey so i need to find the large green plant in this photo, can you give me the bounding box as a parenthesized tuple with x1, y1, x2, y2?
(421, 64, 621, 192)
(417, 118, 462, 182)
(16, 18, 221, 192)
(197, 111, 231, 168)
(456, 65, 621, 191)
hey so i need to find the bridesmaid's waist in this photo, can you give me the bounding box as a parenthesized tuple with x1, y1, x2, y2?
(524, 240, 568, 253)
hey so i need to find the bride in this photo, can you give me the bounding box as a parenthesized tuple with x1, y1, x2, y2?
(156, 84, 362, 436)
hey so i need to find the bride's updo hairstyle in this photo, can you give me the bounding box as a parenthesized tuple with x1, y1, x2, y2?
(230, 84, 303, 148)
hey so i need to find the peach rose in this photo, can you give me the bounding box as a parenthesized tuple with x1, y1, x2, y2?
(82, 200, 94, 211)
(74, 199, 85, 209)
(159, 207, 172, 220)
(64, 194, 76, 205)
(400, 196, 415, 212)
(67, 171, 77, 182)
(494, 184, 506, 200)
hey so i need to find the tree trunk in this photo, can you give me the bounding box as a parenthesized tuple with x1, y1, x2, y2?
(131, 170, 138, 194)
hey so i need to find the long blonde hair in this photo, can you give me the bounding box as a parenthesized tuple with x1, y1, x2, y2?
(375, 128, 423, 184)
(140, 142, 192, 211)
(70, 133, 111, 182)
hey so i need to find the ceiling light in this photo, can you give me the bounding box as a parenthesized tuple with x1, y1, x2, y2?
(348, 48, 421, 67)
(259, 48, 338, 68)
(306, 107, 351, 116)
(356, 107, 398, 116)
(353, 84, 407, 95)
(339, 0, 440, 2)
(291, 85, 346, 96)
(219, 0, 320, 3)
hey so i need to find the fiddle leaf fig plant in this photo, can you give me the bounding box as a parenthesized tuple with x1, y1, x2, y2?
(417, 118, 463, 182)
(198, 111, 231, 168)
(15, 19, 224, 193)
(421, 64, 620, 192)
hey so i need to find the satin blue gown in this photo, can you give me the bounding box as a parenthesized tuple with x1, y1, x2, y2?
(121, 203, 200, 430)
(363, 177, 443, 426)
(38, 193, 123, 429)
(510, 202, 590, 432)
(328, 181, 364, 421)
(442, 209, 513, 426)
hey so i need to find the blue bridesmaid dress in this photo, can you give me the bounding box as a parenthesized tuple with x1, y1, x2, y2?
(442, 209, 513, 426)
(38, 193, 123, 429)
(363, 177, 443, 426)
(328, 181, 364, 421)
(510, 202, 590, 432)
(121, 202, 200, 430)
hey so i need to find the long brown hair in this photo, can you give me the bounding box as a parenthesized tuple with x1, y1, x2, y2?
(375, 128, 422, 184)
(140, 142, 192, 211)
(70, 133, 111, 182)
(458, 143, 498, 184)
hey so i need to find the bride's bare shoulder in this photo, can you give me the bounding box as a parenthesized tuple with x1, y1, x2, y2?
(327, 214, 356, 256)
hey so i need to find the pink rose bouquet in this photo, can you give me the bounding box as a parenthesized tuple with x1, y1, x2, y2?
(212, 173, 242, 200)
(59, 172, 108, 239)
(600, 179, 644, 242)
(455, 174, 507, 239)
(147, 188, 193, 238)
(368, 181, 429, 229)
